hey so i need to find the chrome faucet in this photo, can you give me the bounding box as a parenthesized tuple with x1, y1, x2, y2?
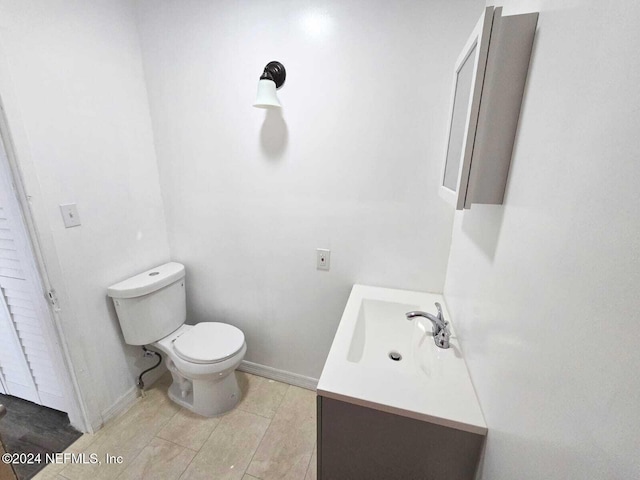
(406, 302, 451, 349)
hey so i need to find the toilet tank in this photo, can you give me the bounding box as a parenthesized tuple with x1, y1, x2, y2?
(107, 262, 186, 345)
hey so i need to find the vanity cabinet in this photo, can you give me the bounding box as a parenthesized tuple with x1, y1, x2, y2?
(316, 286, 487, 479)
(317, 396, 484, 480)
(440, 6, 538, 210)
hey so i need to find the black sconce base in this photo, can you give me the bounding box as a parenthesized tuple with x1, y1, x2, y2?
(260, 61, 286, 89)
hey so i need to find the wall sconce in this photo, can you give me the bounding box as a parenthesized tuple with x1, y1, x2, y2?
(253, 61, 286, 109)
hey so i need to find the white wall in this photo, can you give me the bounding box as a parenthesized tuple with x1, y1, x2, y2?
(135, 0, 484, 379)
(444, 1, 640, 478)
(0, 0, 170, 429)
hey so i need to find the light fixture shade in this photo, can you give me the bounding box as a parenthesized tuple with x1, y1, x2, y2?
(253, 79, 281, 109)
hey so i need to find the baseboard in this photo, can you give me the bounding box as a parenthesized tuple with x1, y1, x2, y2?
(92, 362, 317, 431)
(93, 385, 139, 431)
(239, 360, 318, 391)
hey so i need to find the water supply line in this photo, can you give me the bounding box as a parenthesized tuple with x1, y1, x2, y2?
(137, 345, 162, 391)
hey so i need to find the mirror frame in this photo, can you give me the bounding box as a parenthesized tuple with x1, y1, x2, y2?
(439, 6, 495, 210)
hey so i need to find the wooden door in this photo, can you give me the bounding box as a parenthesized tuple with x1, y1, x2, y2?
(0, 133, 67, 412)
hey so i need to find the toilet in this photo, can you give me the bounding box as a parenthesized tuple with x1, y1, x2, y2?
(107, 262, 246, 417)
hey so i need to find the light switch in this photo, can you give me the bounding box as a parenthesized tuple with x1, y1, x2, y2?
(59, 203, 81, 228)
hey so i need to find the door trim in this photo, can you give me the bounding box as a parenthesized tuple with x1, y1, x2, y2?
(0, 98, 90, 432)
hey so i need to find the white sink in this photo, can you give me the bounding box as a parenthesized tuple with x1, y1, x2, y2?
(347, 299, 419, 363)
(317, 285, 487, 435)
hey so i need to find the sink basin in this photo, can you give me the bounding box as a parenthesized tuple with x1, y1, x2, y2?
(347, 299, 420, 364)
(317, 285, 487, 435)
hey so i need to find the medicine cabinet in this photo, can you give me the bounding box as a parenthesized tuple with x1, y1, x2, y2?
(440, 6, 538, 210)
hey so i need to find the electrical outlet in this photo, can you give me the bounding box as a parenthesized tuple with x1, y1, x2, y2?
(317, 248, 330, 271)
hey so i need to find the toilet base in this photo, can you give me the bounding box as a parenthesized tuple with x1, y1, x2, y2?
(166, 370, 242, 417)
(152, 326, 246, 417)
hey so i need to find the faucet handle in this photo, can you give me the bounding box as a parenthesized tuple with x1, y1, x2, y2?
(435, 302, 443, 320)
(434, 328, 450, 349)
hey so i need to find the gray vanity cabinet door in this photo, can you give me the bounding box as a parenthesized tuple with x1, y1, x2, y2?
(318, 396, 484, 480)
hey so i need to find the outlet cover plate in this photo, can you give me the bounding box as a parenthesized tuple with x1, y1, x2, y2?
(317, 248, 330, 271)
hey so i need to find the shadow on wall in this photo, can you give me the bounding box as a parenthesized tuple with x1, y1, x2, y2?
(461, 205, 505, 261)
(260, 109, 288, 159)
(104, 295, 163, 387)
(460, 24, 542, 263)
(460, 21, 542, 264)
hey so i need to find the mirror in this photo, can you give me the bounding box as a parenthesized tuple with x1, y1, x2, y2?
(439, 7, 494, 209)
(443, 44, 477, 192)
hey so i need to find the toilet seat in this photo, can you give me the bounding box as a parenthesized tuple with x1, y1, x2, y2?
(173, 322, 245, 364)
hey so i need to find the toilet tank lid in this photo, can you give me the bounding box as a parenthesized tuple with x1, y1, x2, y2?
(107, 262, 185, 299)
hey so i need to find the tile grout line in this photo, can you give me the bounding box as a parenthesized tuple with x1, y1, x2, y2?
(235, 373, 290, 420)
(194, 409, 224, 448)
(303, 439, 318, 479)
(127, 434, 198, 480)
(114, 399, 183, 477)
(175, 406, 227, 479)
(235, 405, 280, 421)
(160, 444, 197, 480)
(271, 382, 290, 414)
(240, 382, 289, 479)
(244, 383, 293, 477)
(102, 391, 180, 479)
(152, 432, 200, 454)
(113, 431, 154, 480)
(166, 373, 263, 479)
(242, 412, 273, 478)
(61, 372, 303, 480)
(234, 406, 275, 420)
(209, 374, 287, 478)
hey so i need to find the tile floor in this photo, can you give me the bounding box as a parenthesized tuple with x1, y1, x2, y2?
(34, 372, 317, 480)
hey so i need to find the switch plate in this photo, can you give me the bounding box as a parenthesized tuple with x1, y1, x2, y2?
(317, 248, 330, 271)
(59, 203, 81, 228)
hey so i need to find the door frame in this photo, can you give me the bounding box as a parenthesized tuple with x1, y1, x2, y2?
(0, 98, 90, 432)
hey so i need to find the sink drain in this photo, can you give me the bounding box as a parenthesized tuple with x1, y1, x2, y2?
(389, 351, 402, 361)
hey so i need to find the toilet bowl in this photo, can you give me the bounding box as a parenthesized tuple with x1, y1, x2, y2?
(153, 323, 246, 416)
(107, 262, 246, 417)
